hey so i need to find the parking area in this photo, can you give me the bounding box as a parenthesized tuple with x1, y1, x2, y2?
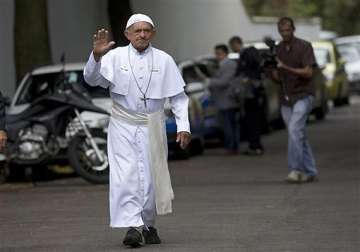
(0, 96, 359, 251)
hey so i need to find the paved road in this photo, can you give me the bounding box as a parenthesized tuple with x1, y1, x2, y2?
(0, 97, 359, 252)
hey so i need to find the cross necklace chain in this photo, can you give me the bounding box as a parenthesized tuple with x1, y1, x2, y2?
(128, 46, 154, 108)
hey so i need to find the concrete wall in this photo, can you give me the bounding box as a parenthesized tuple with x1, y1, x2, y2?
(0, 0, 109, 96)
(0, 0, 15, 97)
(131, 0, 321, 61)
(0, 0, 321, 96)
(47, 0, 109, 64)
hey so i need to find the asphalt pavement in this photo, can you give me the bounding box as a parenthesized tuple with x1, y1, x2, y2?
(0, 97, 359, 252)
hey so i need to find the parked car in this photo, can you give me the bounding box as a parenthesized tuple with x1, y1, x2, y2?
(335, 37, 360, 93)
(165, 61, 206, 159)
(164, 97, 204, 159)
(335, 35, 360, 55)
(7, 63, 111, 130)
(178, 59, 224, 142)
(8, 62, 204, 160)
(312, 41, 350, 106)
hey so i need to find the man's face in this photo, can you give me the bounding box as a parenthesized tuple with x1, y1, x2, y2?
(278, 22, 294, 42)
(125, 21, 155, 51)
(215, 49, 227, 61)
(230, 41, 242, 53)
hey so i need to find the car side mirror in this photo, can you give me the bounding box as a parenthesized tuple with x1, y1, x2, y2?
(185, 82, 205, 94)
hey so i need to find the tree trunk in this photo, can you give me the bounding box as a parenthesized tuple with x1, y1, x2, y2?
(14, 0, 52, 83)
(107, 0, 133, 46)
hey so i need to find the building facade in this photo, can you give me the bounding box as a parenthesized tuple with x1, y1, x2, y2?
(0, 0, 320, 96)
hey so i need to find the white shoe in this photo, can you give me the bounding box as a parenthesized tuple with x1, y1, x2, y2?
(286, 170, 303, 183)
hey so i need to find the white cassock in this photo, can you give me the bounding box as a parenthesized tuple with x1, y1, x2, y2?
(84, 43, 190, 228)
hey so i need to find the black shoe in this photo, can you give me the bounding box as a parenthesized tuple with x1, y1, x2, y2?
(123, 227, 144, 248)
(142, 227, 161, 244)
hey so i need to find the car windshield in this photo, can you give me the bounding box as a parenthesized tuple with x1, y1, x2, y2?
(15, 70, 108, 105)
(182, 65, 205, 84)
(337, 45, 360, 63)
(314, 48, 331, 67)
(339, 42, 360, 55)
(196, 59, 219, 77)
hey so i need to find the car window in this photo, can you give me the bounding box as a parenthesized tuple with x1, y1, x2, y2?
(341, 42, 360, 56)
(196, 60, 219, 77)
(196, 63, 211, 77)
(182, 65, 204, 84)
(73, 71, 109, 98)
(337, 45, 360, 63)
(15, 70, 108, 105)
(16, 73, 58, 105)
(81, 83, 109, 98)
(314, 48, 331, 67)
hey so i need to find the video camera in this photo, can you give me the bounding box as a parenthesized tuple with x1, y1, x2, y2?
(262, 37, 278, 68)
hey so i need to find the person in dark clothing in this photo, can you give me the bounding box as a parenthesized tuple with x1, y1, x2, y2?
(270, 17, 318, 183)
(229, 36, 264, 155)
(0, 91, 7, 152)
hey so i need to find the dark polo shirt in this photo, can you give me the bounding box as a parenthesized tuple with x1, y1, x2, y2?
(277, 37, 316, 106)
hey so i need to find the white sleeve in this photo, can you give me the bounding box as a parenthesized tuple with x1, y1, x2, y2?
(169, 92, 190, 133)
(83, 53, 111, 88)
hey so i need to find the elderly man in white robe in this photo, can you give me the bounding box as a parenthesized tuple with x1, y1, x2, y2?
(84, 14, 191, 248)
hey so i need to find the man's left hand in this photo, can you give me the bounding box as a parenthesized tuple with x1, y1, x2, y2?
(176, 131, 191, 150)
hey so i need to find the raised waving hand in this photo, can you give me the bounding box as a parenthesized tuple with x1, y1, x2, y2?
(92, 28, 115, 62)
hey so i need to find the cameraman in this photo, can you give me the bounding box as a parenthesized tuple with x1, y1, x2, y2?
(229, 36, 264, 155)
(0, 91, 7, 152)
(270, 17, 318, 183)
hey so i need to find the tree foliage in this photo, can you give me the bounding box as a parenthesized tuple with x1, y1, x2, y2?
(107, 0, 133, 46)
(14, 0, 52, 82)
(242, 0, 360, 36)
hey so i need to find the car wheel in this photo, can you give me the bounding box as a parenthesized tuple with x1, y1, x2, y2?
(0, 161, 9, 184)
(314, 98, 328, 120)
(333, 98, 342, 107)
(314, 107, 326, 120)
(342, 96, 350, 106)
(189, 137, 204, 156)
(173, 145, 190, 160)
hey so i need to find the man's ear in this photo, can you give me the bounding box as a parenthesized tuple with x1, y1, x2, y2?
(150, 29, 156, 39)
(124, 30, 130, 40)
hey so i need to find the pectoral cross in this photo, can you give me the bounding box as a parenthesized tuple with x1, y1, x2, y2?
(140, 94, 150, 108)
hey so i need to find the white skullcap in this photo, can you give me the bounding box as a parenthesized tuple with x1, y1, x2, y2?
(126, 13, 154, 30)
